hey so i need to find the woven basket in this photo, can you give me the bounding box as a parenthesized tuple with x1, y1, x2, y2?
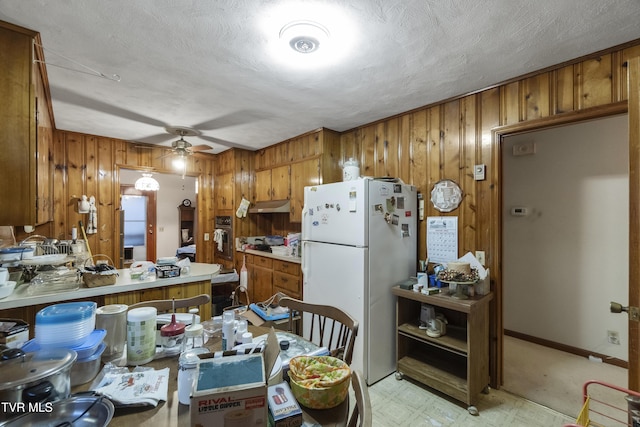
(82, 254, 118, 288)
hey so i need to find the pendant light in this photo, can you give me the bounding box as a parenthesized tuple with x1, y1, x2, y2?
(134, 172, 160, 191)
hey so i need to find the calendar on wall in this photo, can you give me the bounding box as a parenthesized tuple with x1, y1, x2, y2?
(426, 216, 458, 263)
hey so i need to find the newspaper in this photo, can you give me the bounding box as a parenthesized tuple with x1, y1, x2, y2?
(91, 367, 170, 407)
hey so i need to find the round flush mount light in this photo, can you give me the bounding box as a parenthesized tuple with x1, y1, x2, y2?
(279, 20, 329, 54)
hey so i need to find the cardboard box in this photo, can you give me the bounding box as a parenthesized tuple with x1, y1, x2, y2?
(0, 319, 29, 349)
(190, 328, 279, 427)
(267, 381, 302, 427)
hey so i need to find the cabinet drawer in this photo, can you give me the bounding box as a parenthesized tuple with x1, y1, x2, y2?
(252, 255, 272, 269)
(273, 285, 301, 300)
(273, 260, 300, 276)
(273, 271, 301, 295)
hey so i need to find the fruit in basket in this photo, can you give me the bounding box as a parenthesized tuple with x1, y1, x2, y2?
(288, 355, 350, 409)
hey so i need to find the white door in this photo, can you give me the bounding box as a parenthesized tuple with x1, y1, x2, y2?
(301, 240, 368, 378)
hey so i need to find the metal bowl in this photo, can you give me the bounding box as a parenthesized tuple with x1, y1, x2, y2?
(2, 394, 114, 426)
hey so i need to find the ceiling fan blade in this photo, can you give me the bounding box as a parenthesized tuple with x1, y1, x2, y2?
(200, 135, 254, 151)
(156, 153, 176, 160)
(190, 144, 213, 152)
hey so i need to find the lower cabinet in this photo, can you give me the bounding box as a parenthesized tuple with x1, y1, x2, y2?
(243, 253, 302, 303)
(0, 280, 212, 339)
(105, 280, 211, 321)
(392, 286, 493, 410)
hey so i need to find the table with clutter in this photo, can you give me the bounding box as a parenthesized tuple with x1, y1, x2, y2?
(74, 323, 350, 426)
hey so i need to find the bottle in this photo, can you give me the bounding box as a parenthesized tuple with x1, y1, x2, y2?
(235, 319, 248, 346)
(240, 255, 248, 291)
(177, 347, 208, 405)
(222, 310, 235, 351)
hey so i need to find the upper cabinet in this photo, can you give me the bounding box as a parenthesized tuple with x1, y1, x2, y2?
(254, 165, 290, 203)
(214, 172, 234, 210)
(0, 23, 53, 226)
(253, 128, 342, 222)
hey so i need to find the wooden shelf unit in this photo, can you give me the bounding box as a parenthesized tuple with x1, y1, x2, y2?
(392, 286, 493, 408)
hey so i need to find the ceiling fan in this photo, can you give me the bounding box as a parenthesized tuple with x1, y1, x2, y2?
(160, 126, 213, 158)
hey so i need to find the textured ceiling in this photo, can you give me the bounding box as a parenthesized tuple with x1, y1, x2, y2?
(1, 0, 639, 153)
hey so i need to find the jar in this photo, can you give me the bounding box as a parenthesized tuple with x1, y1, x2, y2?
(343, 158, 360, 181)
(177, 347, 209, 405)
(182, 322, 204, 352)
(160, 314, 185, 356)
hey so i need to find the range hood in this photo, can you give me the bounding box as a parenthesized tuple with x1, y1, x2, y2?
(249, 199, 291, 214)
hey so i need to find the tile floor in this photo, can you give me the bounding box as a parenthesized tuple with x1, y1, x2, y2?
(367, 374, 575, 427)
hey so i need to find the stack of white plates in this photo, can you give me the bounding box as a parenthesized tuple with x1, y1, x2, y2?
(35, 302, 97, 349)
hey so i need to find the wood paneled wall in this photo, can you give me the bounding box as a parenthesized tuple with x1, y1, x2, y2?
(339, 41, 640, 387)
(26, 133, 218, 265)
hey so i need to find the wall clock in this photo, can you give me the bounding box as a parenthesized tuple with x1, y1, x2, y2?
(181, 199, 192, 207)
(430, 179, 462, 212)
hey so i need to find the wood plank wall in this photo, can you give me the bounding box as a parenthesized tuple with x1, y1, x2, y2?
(15, 134, 218, 266)
(339, 42, 640, 387)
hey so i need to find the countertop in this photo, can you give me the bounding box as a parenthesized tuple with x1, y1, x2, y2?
(237, 248, 302, 264)
(0, 262, 220, 310)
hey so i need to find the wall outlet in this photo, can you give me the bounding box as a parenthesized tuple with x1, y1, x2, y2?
(607, 330, 620, 345)
(204, 233, 210, 241)
(475, 251, 486, 266)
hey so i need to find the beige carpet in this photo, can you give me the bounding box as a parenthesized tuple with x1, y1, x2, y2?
(503, 335, 629, 424)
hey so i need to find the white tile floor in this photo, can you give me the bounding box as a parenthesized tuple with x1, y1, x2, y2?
(368, 374, 575, 427)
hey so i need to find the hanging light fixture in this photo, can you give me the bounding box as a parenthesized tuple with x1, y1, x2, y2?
(134, 172, 160, 191)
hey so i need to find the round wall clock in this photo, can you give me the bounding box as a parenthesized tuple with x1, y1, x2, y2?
(181, 199, 192, 207)
(430, 179, 463, 212)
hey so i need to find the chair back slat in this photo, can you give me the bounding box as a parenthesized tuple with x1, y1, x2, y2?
(278, 296, 359, 366)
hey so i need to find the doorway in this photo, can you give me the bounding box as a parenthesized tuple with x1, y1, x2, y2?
(120, 185, 157, 265)
(500, 114, 629, 413)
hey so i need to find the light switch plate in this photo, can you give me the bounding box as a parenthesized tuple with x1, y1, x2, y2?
(204, 233, 210, 241)
(474, 164, 486, 181)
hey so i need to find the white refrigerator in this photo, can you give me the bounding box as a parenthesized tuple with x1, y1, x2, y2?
(301, 178, 417, 385)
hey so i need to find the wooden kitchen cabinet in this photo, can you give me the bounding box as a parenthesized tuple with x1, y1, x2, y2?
(254, 165, 290, 202)
(392, 286, 493, 411)
(272, 259, 302, 299)
(248, 255, 273, 303)
(241, 253, 302, 303)
(0, 23, 52, 226)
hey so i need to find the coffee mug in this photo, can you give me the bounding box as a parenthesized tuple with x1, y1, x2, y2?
(0, 268, 8, 284)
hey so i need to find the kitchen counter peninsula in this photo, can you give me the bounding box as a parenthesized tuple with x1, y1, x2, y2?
(0, 263, 220, 333)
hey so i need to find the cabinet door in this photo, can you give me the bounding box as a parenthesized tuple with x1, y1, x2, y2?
(290, 158, 320, 222)
(270, 165, 290, 201)
(251, 265, 273, 303)
(215, 172, 234, 210)
(254, 169, 272, 202)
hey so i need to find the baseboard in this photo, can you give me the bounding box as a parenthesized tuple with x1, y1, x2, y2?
(504, 329, 628, 369)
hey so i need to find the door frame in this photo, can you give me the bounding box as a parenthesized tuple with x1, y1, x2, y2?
(120, 184, 157, 263)
(491, 101, 630, 388)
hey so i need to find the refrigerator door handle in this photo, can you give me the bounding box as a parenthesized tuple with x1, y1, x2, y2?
(301, 240, 310, 280)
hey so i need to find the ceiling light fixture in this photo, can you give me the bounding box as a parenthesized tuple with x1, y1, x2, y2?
(279, 20, 329, 54)
(134, 172, 160, 191)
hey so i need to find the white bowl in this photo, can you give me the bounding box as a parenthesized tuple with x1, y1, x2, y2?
(0, 281, 16, 299)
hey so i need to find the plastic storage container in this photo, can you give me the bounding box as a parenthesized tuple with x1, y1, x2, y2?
(70, 342, 106, 386)
(35, 302, 97, 348)
(22, 329, 106, 359)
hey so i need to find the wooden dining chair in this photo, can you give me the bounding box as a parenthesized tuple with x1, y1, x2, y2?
(278, 296, 359, 365)
(348, 370, 372, 427)
(128, 293, 211, 314)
